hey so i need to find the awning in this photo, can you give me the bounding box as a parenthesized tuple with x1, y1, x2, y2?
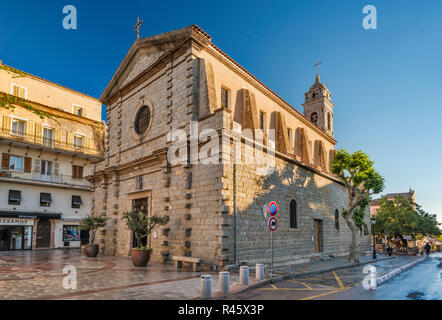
(8, 190, 21, 201)
(40, 192, 52, 204)
(0, 211, 61, 220)
(72, 195, 82, 206)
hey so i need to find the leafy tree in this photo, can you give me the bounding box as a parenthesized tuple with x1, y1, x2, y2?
(80, 213, 108, 245)
(122, 210, 169, 250)
(375, 197, 440, 249)
(330, 149, 385, 264)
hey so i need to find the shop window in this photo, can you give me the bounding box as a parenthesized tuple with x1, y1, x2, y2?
(71, 195, 82, 208)
(40, 192, 52, 207)
(8, 190, 21, 205)
(63, 225, 80, 241)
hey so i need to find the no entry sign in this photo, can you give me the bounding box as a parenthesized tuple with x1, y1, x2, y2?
(268, 201, 278, 216)
(268, 217, 278, 232)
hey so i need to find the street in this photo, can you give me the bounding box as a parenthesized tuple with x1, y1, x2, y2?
(227, 253, 441, 300)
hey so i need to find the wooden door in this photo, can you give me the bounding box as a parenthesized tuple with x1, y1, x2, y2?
(36, 219, 51, 248)
(314, 219, 323, 253)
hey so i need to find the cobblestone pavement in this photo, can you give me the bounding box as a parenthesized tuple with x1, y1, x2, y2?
(0, 249, 238, 300)
(225, 255, 425, 300)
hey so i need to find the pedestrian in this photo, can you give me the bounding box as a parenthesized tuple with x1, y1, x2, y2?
(424, 242, 431, 256)
(386, 245, 393, 256)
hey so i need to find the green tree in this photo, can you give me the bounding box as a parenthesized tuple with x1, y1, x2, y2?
(330, 149, 385, 264)
(122, 211, 169, 249)
(80, 213, 108, 245)
(375, 197, 440, 247)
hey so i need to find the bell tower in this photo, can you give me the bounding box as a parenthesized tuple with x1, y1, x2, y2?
(302, 65, 334, 137)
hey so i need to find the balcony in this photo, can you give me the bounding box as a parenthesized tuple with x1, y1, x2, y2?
(0, 120, 103, 160)
(0, 170, 91, 188)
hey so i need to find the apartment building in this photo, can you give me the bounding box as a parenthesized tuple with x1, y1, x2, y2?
(0, 61, 105, 251)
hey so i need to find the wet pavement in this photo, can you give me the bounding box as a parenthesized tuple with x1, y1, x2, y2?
(318, 252, 441, 300)
(226, 255, 429, 300)
(0, 249, 239, 300)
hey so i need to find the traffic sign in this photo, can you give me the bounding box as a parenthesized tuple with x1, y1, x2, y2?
(268, 217, 278, 232)
(262, 204, 268, 219)
(268, 201, 278, 216)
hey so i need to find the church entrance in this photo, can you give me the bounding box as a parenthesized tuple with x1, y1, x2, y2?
(132, 197, 149, 248)
(314, 219, 323, 253)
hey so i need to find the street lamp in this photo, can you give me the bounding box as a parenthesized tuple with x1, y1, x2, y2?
(371, 217, 377, 259)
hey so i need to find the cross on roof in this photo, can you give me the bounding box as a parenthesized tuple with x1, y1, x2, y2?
(133, 17, 143, 39)
(314, 61, 322, 75)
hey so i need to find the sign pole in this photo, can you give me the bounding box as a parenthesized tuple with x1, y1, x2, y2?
(271, 230, 274, 276)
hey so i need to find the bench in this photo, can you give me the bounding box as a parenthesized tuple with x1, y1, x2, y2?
(172, 256, 203, 272)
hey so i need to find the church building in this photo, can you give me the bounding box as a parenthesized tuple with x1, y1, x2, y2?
(90, 25, 371, 269)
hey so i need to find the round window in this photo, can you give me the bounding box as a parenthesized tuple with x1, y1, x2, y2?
(134, 106, 151, 135)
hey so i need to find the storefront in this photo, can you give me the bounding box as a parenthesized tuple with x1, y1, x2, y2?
(0, 218, 34, 250)
(0, 212, 61, 250)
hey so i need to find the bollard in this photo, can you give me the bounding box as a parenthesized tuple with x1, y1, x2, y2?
(200, 275, 212, 299)
(219, 271, 230, 294)
(256, 264, 264, 280)
(240, 266, 249, 285)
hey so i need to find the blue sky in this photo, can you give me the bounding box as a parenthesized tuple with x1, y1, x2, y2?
(1, 0, 441, 222)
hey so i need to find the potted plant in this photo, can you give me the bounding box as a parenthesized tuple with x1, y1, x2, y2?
(122, 210, 169, 267)
(80, 213, 108, 257)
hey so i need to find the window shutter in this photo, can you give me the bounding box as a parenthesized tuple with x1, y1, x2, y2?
(67, 132, 74, 148)
(24, 157, 32, 173)
(33, 158, 40, 174)
(72, 165, 76, 178)
(78, 166, 83, 179)
(2, 153, 10, 170)
(27, 121, 35, 142)
(54, 162, 59, 176)
(2, 116, 11, 133)
(35, 123, 42, 144)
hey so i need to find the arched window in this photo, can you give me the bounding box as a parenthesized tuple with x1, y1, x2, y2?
(290, 200, 297, 229)
(311, 112, 318, 126)
(335, 209, 339, 230)
(327, 113, 331, 131)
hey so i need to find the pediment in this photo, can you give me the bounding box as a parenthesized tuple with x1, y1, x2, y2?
(101, 25, 197, 103)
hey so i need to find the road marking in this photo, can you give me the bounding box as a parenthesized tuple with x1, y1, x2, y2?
(332, 271, 345, 289)
(258, 288, 337, 291)
(270, 284, 278, 290)
(300, 288, 346, 300)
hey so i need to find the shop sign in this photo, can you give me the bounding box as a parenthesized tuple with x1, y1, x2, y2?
(0, 218, 34, 226)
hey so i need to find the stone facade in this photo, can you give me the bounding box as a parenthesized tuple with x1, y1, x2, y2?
(91, 25, 371, 268)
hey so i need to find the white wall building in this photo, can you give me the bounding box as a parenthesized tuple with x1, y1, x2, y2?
(0, 62, 104, 251)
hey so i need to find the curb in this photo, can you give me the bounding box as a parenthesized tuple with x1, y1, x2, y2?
(270, 256, 394, 283)
(212, 256, 393, 299)
(376, 256, 427, 286)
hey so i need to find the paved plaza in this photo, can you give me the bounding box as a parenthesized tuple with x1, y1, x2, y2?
(0, 249, 240, 300)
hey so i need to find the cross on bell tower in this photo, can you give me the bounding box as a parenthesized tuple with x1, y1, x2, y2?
(302, 62, 334, 136)
(133, 17, 143, 39)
